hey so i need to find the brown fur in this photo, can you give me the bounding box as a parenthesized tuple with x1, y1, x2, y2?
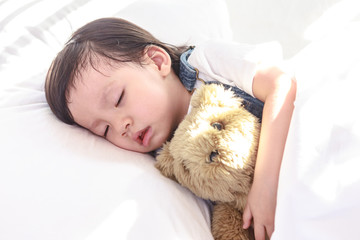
(155, 84, 260, 240)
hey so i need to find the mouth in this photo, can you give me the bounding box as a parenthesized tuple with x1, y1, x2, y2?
(135, 126, 152, 147)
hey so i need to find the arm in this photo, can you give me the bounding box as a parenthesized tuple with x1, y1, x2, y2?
(242, 64, 297, 240)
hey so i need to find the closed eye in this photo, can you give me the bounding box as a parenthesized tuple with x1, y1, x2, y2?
(104, 125, 109, 138)
(116, 90, 124, 107)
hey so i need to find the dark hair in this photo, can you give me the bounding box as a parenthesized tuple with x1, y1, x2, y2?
(45, 17, 187, 124)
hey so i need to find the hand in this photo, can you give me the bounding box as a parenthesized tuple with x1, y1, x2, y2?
(242, 180, 277, 240)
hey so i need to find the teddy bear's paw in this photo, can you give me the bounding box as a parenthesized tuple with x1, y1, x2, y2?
(212, 203, 254, 240)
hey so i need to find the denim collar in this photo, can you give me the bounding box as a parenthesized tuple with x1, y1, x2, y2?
(179, 47, 197, 91)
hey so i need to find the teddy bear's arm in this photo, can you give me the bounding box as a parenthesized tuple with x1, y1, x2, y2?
(155, 142, 177, 181)
(212, 202, 254, 240)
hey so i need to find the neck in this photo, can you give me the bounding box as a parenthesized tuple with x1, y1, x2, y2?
(168, 70, 192, 134)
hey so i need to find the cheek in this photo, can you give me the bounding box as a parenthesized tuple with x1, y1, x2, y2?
(136, 89, 168, 114)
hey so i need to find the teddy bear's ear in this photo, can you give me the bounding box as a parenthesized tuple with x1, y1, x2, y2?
(155, 142, 177, 182)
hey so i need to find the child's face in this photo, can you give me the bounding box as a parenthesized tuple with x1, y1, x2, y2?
(68, 59, 188, 153)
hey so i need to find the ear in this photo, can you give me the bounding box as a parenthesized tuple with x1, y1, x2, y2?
(155, 142, 177, 182)
(144, 45, 172, 77)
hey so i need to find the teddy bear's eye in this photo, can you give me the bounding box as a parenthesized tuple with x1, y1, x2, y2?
(211, 122, 223, 130)
(209, 150, 219, 163)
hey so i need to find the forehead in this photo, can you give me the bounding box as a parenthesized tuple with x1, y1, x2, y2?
(72, 64, 108, 95)
(67, 61, 112, 120)
(74, 56, 112, 83)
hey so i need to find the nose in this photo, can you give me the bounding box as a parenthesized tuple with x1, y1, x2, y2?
(121, 122, 130, 136)
(113, 116, 132, 137)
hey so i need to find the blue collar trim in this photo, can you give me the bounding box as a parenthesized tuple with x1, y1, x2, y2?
(179, 47, 197, 91)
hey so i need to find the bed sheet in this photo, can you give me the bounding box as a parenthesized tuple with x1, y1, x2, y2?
(274, 20, 360, 240)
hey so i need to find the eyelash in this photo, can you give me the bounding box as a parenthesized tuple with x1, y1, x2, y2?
(104, 126, 109, 138)
(104, 91, 124, 138)
(116, 90, 124, 107)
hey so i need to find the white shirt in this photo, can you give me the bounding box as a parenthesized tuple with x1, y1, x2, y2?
(188, 40, 283, 97)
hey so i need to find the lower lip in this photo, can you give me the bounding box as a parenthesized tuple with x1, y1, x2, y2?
(142, 127, 152, 147)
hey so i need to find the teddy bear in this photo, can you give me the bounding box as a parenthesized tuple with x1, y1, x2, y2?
(155, 83, 262, 240)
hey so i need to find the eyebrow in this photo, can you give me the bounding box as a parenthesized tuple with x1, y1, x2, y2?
(101, 78, 117, 103)
(89, 81, 114, 136)
(100, 84, 111, 106)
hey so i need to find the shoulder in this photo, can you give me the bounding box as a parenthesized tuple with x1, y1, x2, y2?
(187, 40, 283, 97)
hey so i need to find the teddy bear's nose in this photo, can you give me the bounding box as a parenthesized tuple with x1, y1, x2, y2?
(211, 122, 223, 130)
(209, 150, 219, 163)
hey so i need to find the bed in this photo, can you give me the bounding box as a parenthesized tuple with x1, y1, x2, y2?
(1, 0, 360, 239)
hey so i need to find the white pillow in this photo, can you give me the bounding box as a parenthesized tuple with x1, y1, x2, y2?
(0, 0, 232, 239)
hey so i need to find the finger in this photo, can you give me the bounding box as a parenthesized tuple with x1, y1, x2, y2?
(254, 223, 266, 240)
(242, 204, 253, 229)
(266, 224, 275, 239)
